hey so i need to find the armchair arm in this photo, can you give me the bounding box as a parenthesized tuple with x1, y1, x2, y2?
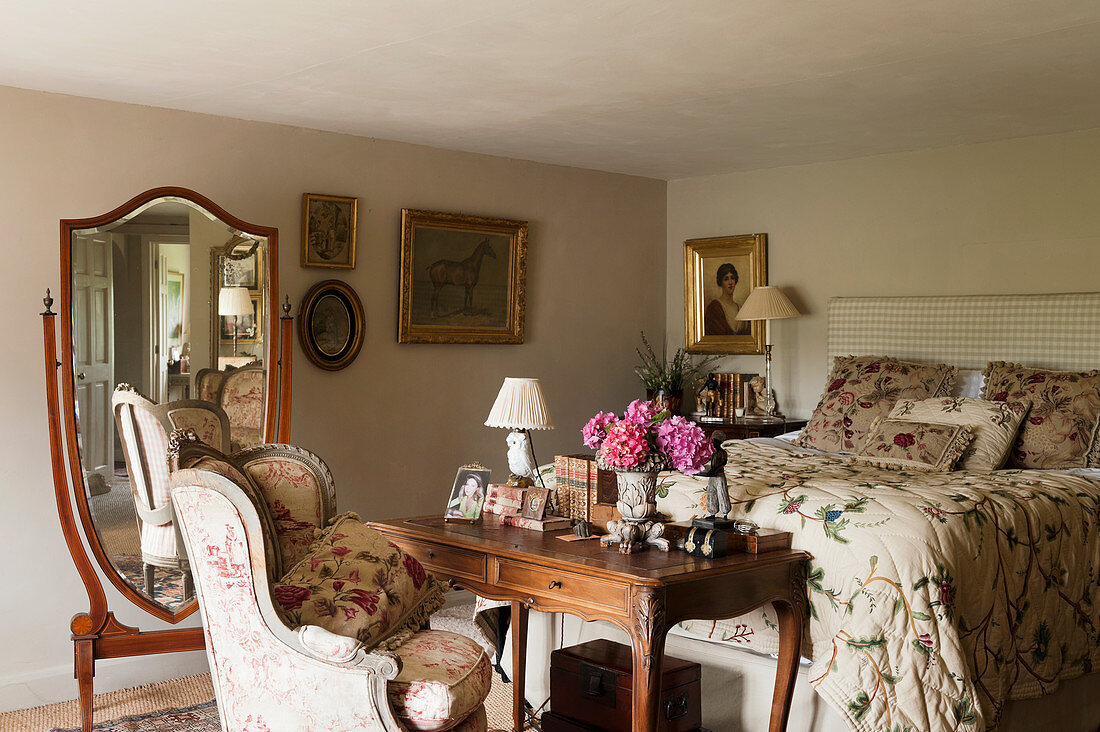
(297, 626, 402, 679)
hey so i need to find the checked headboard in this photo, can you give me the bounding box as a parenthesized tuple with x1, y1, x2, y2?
(827, 292, 1100, 372)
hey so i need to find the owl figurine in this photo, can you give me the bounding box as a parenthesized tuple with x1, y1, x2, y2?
(505, 430, 539, 483)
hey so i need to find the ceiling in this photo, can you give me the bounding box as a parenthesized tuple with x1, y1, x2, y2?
(4, 1, 1100, 179)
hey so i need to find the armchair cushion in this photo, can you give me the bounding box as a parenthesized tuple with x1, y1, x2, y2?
(274, 514, 447, 653)
(388, 630, 492, 732)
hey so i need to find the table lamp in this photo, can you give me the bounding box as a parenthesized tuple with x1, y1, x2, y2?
(485, 377, 553, 487)
(218, 286, 252, 356)
(736, 286, 801, 421)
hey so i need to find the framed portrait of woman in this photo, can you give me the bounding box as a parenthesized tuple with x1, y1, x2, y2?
(445, 464, 491, 522)
(684, 233, 767, 354)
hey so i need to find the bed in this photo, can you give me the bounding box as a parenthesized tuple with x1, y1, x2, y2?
(486, 293, 1100, 731)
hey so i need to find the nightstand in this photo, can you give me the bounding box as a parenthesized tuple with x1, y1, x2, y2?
(696, 416, 807, 441)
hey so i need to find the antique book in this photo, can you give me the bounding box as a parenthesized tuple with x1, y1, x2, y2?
(500, 514, 572, 531)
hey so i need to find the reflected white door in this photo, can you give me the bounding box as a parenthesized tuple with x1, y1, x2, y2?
(73, 233, 115, 490)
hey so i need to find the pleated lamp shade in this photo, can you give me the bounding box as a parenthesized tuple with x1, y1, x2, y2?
(485, 378, 553, 430)
(218, 286, 253, 318)
(736, 286, 801, 321)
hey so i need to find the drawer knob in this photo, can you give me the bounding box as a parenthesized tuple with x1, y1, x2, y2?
(548, 580, 562, 590)
(427, 550, 435, 560)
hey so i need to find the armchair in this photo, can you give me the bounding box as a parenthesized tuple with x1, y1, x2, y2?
(216, 362, 265, 450)
(168, 433, 491, 731)
(194, 367, 227, 403)
(111, 384, 232, 596)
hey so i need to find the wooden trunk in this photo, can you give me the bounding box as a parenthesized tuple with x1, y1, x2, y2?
(549, 639, 701, 732)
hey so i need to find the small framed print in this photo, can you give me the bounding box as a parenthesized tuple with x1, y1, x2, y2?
(522, 487, 550, 520)
(445, 463, 490, 522)
(302, 193, 357, 269)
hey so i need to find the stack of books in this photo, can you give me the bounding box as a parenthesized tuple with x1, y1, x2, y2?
(553, 454, 616, 521)
(712, 373, 758, 419)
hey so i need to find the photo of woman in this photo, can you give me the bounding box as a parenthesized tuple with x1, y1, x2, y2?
(704, 262, 750, 336)
(445, 469, 489, 520)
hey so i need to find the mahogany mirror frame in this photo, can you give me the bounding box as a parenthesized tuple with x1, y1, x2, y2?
(42, 186, 294, 731)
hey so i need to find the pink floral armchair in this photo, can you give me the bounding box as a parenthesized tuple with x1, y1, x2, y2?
(168, 433, 490, 731)
(112, 384, 232, 597)
(216, 363, 265, 451)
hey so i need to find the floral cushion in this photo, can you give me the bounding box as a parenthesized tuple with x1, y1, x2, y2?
(387, 630, 492, 732)
(889, 397, 1029, 471)
(796, 355, 957, 454)
(852, 417, 973, 472)
(980, 362, 1100, 469)
(273, 514, 447, 652)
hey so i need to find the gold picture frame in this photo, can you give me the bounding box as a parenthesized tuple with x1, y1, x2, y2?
(301, 193, 357, 269)
(398, 209, 528, 344)
(684, 233, 767, 354)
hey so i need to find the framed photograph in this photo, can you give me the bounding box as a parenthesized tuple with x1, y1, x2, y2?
(219, 295, 261, 344)
(684, 233, 767, 354)
(297, 279, 365, 371)
(521, 486, 550, 520)
(445, 464, 491, 521)
(302, 193, 357, 269)
(217, 242, 262, 289)
(398, 209, 528, 344)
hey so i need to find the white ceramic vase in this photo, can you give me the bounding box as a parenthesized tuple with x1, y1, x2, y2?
(600, 469, 670, 553)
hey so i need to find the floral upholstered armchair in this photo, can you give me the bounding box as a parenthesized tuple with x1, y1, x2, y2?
(216, 363, 266, 451)
(168, 432, 491, 732)
(112, 384, 232, 597)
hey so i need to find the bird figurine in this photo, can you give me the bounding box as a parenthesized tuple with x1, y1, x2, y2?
(505, 430, 538, 486)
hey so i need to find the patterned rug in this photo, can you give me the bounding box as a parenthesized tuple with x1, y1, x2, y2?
(111, 554, 189, 606)
(49, 700, 219, 731)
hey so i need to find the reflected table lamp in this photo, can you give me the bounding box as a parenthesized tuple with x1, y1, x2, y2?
(218, 286, 252, 357)
(485, 377, 553, 488)
(736, 286, 801, 421)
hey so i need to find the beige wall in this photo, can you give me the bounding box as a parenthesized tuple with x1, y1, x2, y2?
(667, 128, 1100, 419)
(0, 85, 665, 707)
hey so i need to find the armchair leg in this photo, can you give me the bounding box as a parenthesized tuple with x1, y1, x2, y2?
(143, 563, 155, 595)
(182, 567, 193, 598)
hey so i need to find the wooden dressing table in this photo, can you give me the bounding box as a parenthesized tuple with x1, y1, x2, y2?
(369, 516, 810, 732)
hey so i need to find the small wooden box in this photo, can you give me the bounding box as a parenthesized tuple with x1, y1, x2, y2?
(549, 639, 701, 732)
(664, 522, 792, 554)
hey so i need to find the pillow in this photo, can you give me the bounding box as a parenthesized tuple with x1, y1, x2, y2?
(797, 355, 958, 454)
(273, 513, 447, 652)
(852, 417, 973, 472)
(981, 362, 1100, 469)
(889, 397, 1029, 471)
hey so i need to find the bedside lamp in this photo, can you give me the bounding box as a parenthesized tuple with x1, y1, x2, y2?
(736, 286, 801, 421)
(218, 286, 252, 356)
(485, 378, 553, 488)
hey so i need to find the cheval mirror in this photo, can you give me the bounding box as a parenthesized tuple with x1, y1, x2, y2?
(41, 187, 294, 731)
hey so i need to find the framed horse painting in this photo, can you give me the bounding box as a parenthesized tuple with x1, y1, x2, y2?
(398, 209, 528, 344)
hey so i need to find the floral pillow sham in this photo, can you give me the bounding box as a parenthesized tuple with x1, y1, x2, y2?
(273, 513, 447, 652)
(981, 362, 1100, 469)
(889, 397, 1029, 471)
(852, 417, 973, 472)
(797, 355, 957, 454)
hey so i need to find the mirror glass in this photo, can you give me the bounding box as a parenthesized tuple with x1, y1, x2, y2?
(70, 195, 269, 613)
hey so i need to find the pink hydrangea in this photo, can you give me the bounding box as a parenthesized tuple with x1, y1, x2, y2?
(623, 399, 659, 426)
(582, 411, 618, 449)
(600, 419, 650, 469)
(655, 415, 713, 474)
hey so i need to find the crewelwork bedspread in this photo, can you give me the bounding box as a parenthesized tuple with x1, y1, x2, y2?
(660, 441, 1100, 732)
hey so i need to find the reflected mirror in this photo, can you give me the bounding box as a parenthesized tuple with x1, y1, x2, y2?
(67, 192, 274, 615)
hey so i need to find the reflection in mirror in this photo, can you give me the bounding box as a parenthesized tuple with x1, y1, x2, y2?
(70, 196, 269, 613)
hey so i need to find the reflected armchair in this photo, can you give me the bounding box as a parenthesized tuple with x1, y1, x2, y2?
(168, 432, 491, 731)
(216, 362, 265, 450)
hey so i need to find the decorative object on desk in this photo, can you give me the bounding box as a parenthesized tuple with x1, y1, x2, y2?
(445, 462, 490, 522)
(682, 526, 729, 558)
(729, 526, 792, 554)
(218, 286, 253, 356)
(582, 399, 713, 553)
(484, 483, 525, 516)
(735, 285, 801, 421)
(692, 432, 735, 530)
(683, 233, 767, 354)
(521, 486, 550, 520)
(554, 454, 615, 521)
(398, 208, 528, 344)
(301, 193, 357, 269)
(297, 279, 365, 371)
(747, 375, 774, 417)
(696, 372, 723, 422)
(499, 513, 570, 531)
(634, 331, 719, 416)
(571, 519, 593, 538)
(484, 377, 553, 493)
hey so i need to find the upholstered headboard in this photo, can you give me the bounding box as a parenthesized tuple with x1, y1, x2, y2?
(827, 293, 1100, 372)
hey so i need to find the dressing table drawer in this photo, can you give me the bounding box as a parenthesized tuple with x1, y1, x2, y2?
(397, 538, 487, 583)
(494, 558, 627, 611)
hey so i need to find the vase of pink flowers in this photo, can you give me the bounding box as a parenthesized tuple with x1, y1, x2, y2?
(582, 399, 713, 553)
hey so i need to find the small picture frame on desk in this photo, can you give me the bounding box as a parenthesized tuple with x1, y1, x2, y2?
(522, 487, 550, 520)
(445, 463, 490, 523)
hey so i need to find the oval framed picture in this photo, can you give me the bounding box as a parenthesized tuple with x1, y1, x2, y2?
(298, 279, 365, 371)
